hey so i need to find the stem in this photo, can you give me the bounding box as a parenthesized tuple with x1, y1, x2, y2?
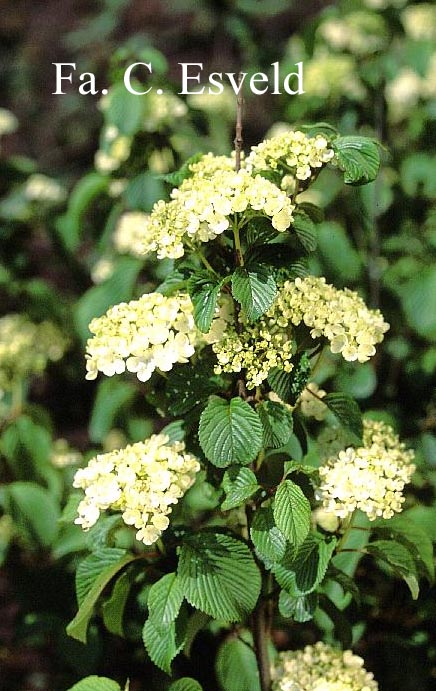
(234, 74, 244, 173)
(197, 247, 219, 275)
(252, 599, 272, 691)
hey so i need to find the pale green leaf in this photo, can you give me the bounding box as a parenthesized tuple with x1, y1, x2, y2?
(66, 676, 122, 691)
(257, 400, 293, 448)
(231, 264, 276, 322)
(3, 482, 60, 548)
(169, 678, 203, 691)
(215, 633, 261, 691)
(273, 480, 311, 548)
(250, 507, 287, 563)
(221, 466, 260, 511)
(278, 590, 317, 622)
(333, 136, 380, 185)
(147, 573, 184, 627)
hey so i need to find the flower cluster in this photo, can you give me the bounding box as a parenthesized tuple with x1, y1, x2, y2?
(213, 317, 295, 389)
(51, 439, 82, 468)
(143, 91, 188, 132)
(401, 3, 436, 41)
(73, 435, 200, 545)
(85, 291, 203, 382)
(113, 211, 151, 257)
(246, 129, 335, 181)
(24, 174, 66, 203)
(271, 642, 378, 691)
(299, 382, 327, 420)
(303, 53, 366, 101)
(0, 314, 68, 393)
(278, 276, 389, 363)
(94, 125, 131, 173)
(318, 11, 387, 56)
(316, 419, 416, 521)
(0, 107, 18, 137)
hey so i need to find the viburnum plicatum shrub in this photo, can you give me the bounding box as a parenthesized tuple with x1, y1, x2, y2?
(67, 122, 434, 691)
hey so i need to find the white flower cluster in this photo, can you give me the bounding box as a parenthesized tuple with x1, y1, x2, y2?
(73, 435, 200, 545)
(271, 642, 378, 691)
(318, 11, 387, 55)
(24, 174, 66, 203)
(401, 3, 436, 41)
(303, 53, 366, 101)
(316, 419, 416, 521)
(299, 382, 327, 420)
(143, 92, 188, 132)
(113, 211, 151, 257)
(0, 314, 68, 393)
(385, 54, 436, 120)
(85, 291, 202, 383)
(51, 439, 82, 468)
(0, 107, 18, 137)
(278, 276, 389, 363)
(95, 125, 131, 173)
(246, 129, 335, 181)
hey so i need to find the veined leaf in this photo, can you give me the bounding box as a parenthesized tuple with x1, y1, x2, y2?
(147, 573, 184, 627)
(102, 568, 136, 637)
(278, 590, 318, 623)
(187, 271, 224, 333)
(215, 632, 261, 691)
(221, 466, 260, 511)
(199, 397, 263, 467)
(273, 480, 311, 548)
(292, 209, 317, 253)
(373, 515, 434, 583)
(66, 676, 122, 691)
(323, 393, 363, 442)
(257, 400, 293, 448)
(169, 679, 203, 691)
(367, 540, 420, 599)
(250, 507, 287, 563)
(273, 534, 337, 597)
(142, 611, 186, 674)
(232, 264, 276, 322)
(332, 136, 380, 185)
(177, 532, 261, 621)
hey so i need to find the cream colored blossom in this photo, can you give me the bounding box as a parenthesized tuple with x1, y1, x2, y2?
(51, 439, 82, 468)
(401, 4, 436, 41)
(113, 211, 151, 257)
(299, 382, 327, 420)
(91, 257, 115, 284)
(85, 291, 203, 382)
(303, 53, 366, 101)
(246, 129, 335, 181)
(0, 108, 18, 136)
(24, 174, 66, 203)
(319, 12, 387, 55)
(316, 419, 415, 521)
(143, 92, 187, 132)
(385, 68, 423, 121)
(95, 128, 131, 173)
(278, 276, 389, 363)
(0, 314, 68, 392)
(271, 642, 378, 691)
(73, 435, 200, 545)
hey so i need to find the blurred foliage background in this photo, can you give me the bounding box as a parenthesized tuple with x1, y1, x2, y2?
(0, 0, 436, 690)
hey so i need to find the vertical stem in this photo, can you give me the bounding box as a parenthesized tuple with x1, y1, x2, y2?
(234, 73, 244, 173)
(252, 598, 272, 691)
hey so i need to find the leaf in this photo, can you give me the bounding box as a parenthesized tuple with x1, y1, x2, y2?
(373, 515, 434, 583)
(104, 82, 145, 136)
(273, 480, 311, 548)
(142, 615, 185, 675)
(273, 534, 337, 597)
(89, 379, 136, 443)
(257, 400, 294, 448)
(300, 122, 339, 139)
(183, 610, 211, 658)
(292, 209, 317, 253)
(3, 482, 60, 548)
(166, 366, 221, 416)
(221, 466, 260, 511)
(169, 679, 203, 691)
(66, 676, 122, 691)
(67, 549, 137, 643)
(156, 269, 187, 296)
(160, 153, 204, 186)
(215, 632, 261, 691)
(278, 591, 318, 623)
(147, 573, 184, 627)
(178, 532, 261, 621)
(250, 507, 287, 563)
(367, 540, 420, 599)
(317, 221, 362, 283)
(326, 565, 361, 606)
(400, 267, 436, 341)
(124, 172, 165, 212)
(56, 173, 108, 252)
(198, 397, 263, 468)
(102, 568, 136, 637)
(231, 264, 277, 322)
(323, 393, 363, 442)
(332, 136, 380, 185)
(188, 271, 224, 333)
(318, 595, 353, 648)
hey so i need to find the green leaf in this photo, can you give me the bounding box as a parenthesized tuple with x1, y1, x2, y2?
(169, 679, 203, 691)
(267, 354, 311, 406)
(183, 611, 211, 658)
(102, 568, 136, 637)
(318, 594, 353, 649)
(188, 271, 224, 333)
(147, 573, 184, 627)
(66, 676, 122, 691)
(373, 515, 434, 583)
(231, 264, 277, 322)
(323, 393, 363, 442)
(3, 482, 60, 548)
(332, 136, 380, 185)
(124, 172, 165, 212)
(198, 397, 263, 468)
(89, 379, 136, 443)
(292, 209, 317, 253)
(142, 615, 185, 675)
(166, 365, 221, 416)
(278, 591, 317, 623)
(317, 221, 362, 283)
(215, 632, 261, 691)
(104, 82, 145, 136)
(367, 540, 420, 599)
(300, 122, 339, 139)
(67, 549, 137, 643)
(56, 173, 108, 252)
(273, 480, 311, 548)
(221, 466, 260, 511)
(178, 532, 261, 621)
(400, 267, 436, 340)
(156, 269, 187, 296)
(160, 153, 204, 186)
(273, 534, 337, 597)
(250, 507, 287, 563)
(257, 400, 293, 448)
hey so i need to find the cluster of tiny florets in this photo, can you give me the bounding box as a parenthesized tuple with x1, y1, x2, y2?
(51, 439, 82, 468)
(318, 11, 387, 56)
(0, 314, 68, 393)
(271, 642, 378, 691)
(303, 53, 366, 101)
(278, 276, 389, 363)
(143, 91, 188, 131)
(213, 317, 295, 389)
(85, 292, 203, 382)
(24, 174, 66, 203)
(113, 211, 151, 257)
(316, 419, 416, 521)
(73, 436, 200, 545)
(246, 130, 335, 181)
(299, 382, 327, 420)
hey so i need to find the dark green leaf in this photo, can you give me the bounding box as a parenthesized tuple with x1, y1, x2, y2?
(257, 400, 293, 448)
(3, 482, 60, 548)
(178, 532, 261, 621)
(102, 568, 136, 637)
(373, 515, 434, 583)
(278, 591, 318, 622)
(323, 393, 363, 442)
(166, 366, 221, 416)
(56, 173, 107, 252)
(250, 507, 287, 563)
(367, 540, 420, 599)
(160, 153, 204, 186)
(215, 632, 261, 691)
(198, 397, 263, 468)
(332, 136, 380, 185)
(274, 480, 311, 548)
(147, 573, 184, 627)
(169, 679, 203, 691)
(273, 534, 337, 596)
(292, 209, 317, 253)
(89, 379, 136, 443)
(221, 466, 260, 511)
(188, 271, 224, 333)
(231, 264, 277, 322)
(318, 595, 353, 648)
